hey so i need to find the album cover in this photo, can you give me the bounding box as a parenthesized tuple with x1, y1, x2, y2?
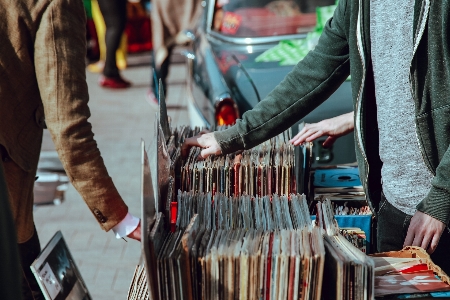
(313, 167, 361, 188)
(30, 231, 91, 300)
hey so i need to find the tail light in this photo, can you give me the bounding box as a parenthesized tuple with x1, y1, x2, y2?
(215, 98, 239, 126)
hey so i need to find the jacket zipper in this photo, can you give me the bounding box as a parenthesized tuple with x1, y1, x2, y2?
(355, 0, 372, 211)
(408, 0, 435, 175)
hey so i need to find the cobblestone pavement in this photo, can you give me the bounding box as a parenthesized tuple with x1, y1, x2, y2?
(34, 51, 190, 299)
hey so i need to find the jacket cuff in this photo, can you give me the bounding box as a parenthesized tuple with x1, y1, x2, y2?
(416, 186, 450, 225)
(112, 213, 140, 239)
(71, 178, 129, 231)
(213, 126, 244, 155)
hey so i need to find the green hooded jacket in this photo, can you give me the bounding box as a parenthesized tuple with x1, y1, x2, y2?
(214, 0, 450, 225)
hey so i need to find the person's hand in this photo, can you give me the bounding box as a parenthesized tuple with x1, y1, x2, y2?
(290, 112, 354, 148)
(181, 132, 222, 159)
(403, 211, 445, 254)
(127, 220, 141, 242)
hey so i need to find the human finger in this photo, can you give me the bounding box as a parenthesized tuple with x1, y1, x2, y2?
(181, 136, 202, 158)
(420, 234, 432, 253)
(127, 220, 141, 242)
(411, 230, 423, 247)
(200, 144, 222, 158)
(304, 130, 324, 142)
(403, 226, 415, 247)
(290, 128, 317, 146)
(428, 233, 442, 254)
(289, 128, 309, 145)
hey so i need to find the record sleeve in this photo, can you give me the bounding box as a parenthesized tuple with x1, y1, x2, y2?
(30, 231, 92, 300)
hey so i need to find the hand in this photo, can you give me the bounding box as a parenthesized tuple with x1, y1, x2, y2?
(181, 132, 222, 159)
(290, 112, 354, 148)
(403, 211, 445, 254)
(127, 220, 141, 242)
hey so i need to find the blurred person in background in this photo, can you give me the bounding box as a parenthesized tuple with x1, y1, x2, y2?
(148, 0, 202, 103)
(0, 0, 140, 298)
(87, 0, 129, 76)
(97, 0, 132, 88)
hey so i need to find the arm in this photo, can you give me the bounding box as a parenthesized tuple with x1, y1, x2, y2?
(182, 111, 355, 158)
(214, 0, 350, 155)
(34, 0, 139, 239)
(290, 112, 354, 147)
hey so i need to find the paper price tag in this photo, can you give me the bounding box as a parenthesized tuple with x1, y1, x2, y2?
(221, 12, 242, 35)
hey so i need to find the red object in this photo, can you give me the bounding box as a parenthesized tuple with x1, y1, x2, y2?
(265, 233, 274, 300)
(397, 264, 430, 274)
(86, 19, 100, 61)
(170, 202, 177, 232)
(98, 75, 131, 89)
(215, 99, 238, 126)
(220, 11, 242, 35)
(125, 17, 152, 53)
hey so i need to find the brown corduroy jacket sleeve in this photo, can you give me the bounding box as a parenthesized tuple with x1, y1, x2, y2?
(33, 0, 128, 231)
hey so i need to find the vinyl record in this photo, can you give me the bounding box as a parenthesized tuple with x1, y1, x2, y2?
(313, 168, 361, 187)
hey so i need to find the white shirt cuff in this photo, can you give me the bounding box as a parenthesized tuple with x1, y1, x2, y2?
(112, 213, 140, 239)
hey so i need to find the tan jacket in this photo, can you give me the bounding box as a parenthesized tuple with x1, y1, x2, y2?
(0, 0, 128, 241)
(151, 0, 202, 67)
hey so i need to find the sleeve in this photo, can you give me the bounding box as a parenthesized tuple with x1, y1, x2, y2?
(33, 0, 128, 231)
(417, 153, 450, 225)
(214, 0, 351, 154)
(112, 213, 140, 239)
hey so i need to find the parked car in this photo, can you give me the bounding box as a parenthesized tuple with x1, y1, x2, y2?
(185, 0, 356, 167)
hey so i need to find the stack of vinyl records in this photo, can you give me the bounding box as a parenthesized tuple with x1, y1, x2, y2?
(127, 265, 149, 300)
(151, 194, 325, 300)
(182, 129, 296, 198)
(340, 227, 368, 253)
(139, 85, 375, 300)
(313, 165, 366, 201)
(316, 199, 374, 299)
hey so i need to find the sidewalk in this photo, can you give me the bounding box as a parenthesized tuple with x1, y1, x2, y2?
(34, 51, 190, 299)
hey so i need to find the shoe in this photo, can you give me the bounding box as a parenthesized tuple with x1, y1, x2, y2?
(98, 75, 131, 89)
(146, 89, 159, 107)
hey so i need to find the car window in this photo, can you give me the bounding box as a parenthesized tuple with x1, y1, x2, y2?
(213, 0, 335, 37)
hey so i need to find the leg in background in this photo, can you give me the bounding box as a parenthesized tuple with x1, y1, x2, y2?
(97, 0, 131, 88)
(151, 46, 174, 98)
